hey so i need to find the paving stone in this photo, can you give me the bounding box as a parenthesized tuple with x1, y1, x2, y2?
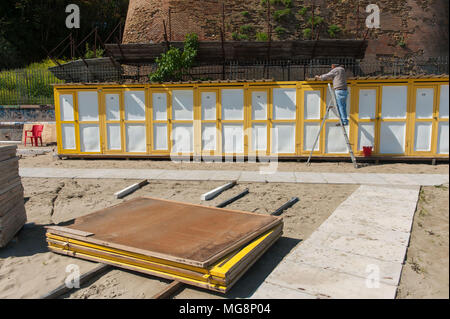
(304, 230, 408, 263)
(263, 172, 296, 183)
(285, 244, 403, 286)
(204, 170, 241, 181)
(321, 173, 357, 184)
(348, 173, 391, 185)
(405, 173, 449, 186)
(155, 170, 211, 181)
(251, 281, 318, 299)
(376, 174, 422, 186)
(259, 260, 397, 299)
(238, 171, 267, 182)
(317, 215, 411, 246)
(294, 172, 327, 184)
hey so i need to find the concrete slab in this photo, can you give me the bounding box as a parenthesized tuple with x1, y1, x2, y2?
(238, 171, 267, 183)
(376, 174, 422, 186)
(154, 170, 210, 181)
(321, 173, 357, 184)
(285, 244, 403, 286)
(256, 260, 397, 299)
(251, 281, 318, 299)
(317, 215, 411, 246)
(348, 173, 390, 185)
(325, 208, 415, 234)
(405, 173, 449, 186)
(207, 170, 242, 181)
(263, 172, 296, 183)
(304, 230, 408, 263)
(294, 172, 327, 184)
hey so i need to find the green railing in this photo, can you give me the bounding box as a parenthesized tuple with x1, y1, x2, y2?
(0, 68, 64, 105)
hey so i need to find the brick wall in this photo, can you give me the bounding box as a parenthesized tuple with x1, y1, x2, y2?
(122, 0, 449, 61)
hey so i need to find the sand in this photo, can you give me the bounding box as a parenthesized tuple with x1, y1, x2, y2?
(397, 185, 449, 299)
(19, 152, 449, 175)
(0, 151, 448, 299)
(0, 177, 356, 299)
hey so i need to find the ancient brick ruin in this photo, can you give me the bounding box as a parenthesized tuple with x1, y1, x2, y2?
(123, 0, 449, 61)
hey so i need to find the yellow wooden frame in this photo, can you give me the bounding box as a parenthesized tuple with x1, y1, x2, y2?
(300, 84, 326, 156)
(247, 87, 271, 157)
(55, 89, 80, 155)
(53, 78, 449, 159)
(269, 84, 298, 157)
(100, 89, 125, 154)
(220, 86, 247, 157)
(170, 87, 196, 157)
(198, 88, 221, 157)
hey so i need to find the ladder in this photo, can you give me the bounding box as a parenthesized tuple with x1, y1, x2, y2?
(306, 84, 359, 169)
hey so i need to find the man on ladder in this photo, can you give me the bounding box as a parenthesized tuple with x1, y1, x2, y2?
(307, 64, 359, 168)
(315, 63, 349, 126)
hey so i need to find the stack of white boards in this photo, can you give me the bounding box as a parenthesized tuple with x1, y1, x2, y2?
(0, 145, 27, 247)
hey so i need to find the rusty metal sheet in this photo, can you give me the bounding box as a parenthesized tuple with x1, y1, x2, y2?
(47, 197, 282, 267)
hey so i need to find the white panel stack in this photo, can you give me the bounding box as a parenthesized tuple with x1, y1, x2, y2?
(0, 145, 27, 247)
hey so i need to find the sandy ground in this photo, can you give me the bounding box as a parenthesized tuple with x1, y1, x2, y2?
(0, 151, 448, 299)
(396, 185, 449, 299)
(19, 151, 449, 174)
(0, 178, 356, 299)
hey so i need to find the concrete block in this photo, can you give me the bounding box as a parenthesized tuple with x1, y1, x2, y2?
(286, 244, 404, 286)
(376, 174, 422, 186)
(264, 172, 296, 183)
(348, 173, 391, 185)
(251, 281, 318, 299)
(294, 172, 327, 184)
(260, 260, 397, 299)
(321, 173, 357, 184)
(318, 215, 411, 246)
(207, 170, 242, 181)
(304, 230, 408, 263)
(238, 171, 267, 183)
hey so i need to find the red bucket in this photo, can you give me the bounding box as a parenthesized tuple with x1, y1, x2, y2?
(362, 146, 373, 157)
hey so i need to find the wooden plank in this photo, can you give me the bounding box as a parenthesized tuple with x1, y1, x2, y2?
(151, 281, 184, 299)
(40, 264, 111, 299)
(47, 226, 94, 237)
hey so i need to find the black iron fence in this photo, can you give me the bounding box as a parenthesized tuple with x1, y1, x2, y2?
(1, 56, 448, 105)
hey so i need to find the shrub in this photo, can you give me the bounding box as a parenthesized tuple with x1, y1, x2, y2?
(241, 11, 250, 18)
(256, 32, 269, 41)
(274, 26, 287, 37)
(298, 6, 308, 16)
(240, 25, 254, 34)
(327, 24, 341, 38)
(149, 33, 198, 83)
(84, 43, 104, 59)
(282, 0, 292, 8)
(308, 16, 324, 26)
(270, 0, 282, 5)
(303, 28, 312, 39)
(273, 8, 292, 22)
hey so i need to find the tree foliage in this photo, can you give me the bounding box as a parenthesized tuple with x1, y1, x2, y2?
(149, 34, 199, 83)
(0, 0, 129, 69)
